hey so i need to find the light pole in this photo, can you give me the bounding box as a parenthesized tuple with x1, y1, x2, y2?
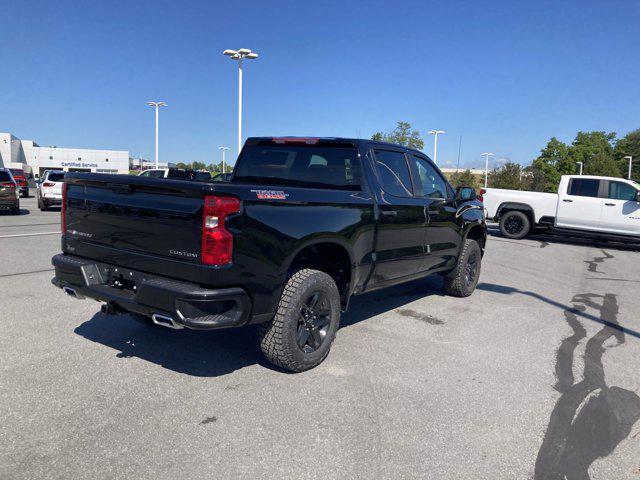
(428, 130, 445, 165)
(481, 152, 494, 188)
(577, 161, 583, 175)
(219, 146, 230, 173)
(624, 156, 633, 179)
(223, 48, 259, 157)
(146, 101, 167, 169)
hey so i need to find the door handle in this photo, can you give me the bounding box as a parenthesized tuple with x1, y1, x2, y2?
(562, 199, 573, 203)
(381, 210, 398, 217)
(605, 203, 615, 206)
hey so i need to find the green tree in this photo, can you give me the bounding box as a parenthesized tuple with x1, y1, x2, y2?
(530, 137, 572, 192)
(583, 152, 621, 177)
(569, 131, 616, 175)
(614, 128, 640, 181)
(488, 162, 525, 190)
(191, 161, 207, 171)
(176, 162, 188, 169)
(448, 169, 478, 190)
(371, 121, 424, 150)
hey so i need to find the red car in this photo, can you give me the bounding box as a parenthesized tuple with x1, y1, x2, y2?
(9, 169, 29, 198)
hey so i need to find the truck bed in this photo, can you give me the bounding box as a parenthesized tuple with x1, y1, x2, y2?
(483, 188, 557, 223)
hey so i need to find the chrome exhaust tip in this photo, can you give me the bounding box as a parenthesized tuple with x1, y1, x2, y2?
(151, 313, 183, 330)
(62, 286, 84, 300)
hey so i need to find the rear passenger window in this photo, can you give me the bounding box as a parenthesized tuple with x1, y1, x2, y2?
(373, 150, 413, 197)
(568, 178, 600, 198)
(0, 171, 11, 182)
(608, 181, 637, 201)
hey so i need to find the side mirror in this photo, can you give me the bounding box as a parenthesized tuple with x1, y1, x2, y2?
(456, 186, 477, 201)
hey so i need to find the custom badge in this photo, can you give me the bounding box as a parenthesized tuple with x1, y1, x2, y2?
(251, 189, 289, 200)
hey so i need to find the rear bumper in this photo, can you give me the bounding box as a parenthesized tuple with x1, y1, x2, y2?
(51, 253, 252, 330)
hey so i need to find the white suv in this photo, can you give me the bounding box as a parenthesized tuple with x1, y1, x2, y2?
(37, 170, 65, 211)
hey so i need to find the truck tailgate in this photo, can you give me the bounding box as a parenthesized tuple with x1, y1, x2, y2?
(64, 174, 206, 263)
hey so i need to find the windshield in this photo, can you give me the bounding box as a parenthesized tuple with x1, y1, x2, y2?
(234, 144, 361, 190)
(0, 171, 12, 182)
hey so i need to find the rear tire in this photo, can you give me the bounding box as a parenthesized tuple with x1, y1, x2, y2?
(444, 239, 482, 297)
(499, 210, 530, 239)
(258, 269, 341, 372)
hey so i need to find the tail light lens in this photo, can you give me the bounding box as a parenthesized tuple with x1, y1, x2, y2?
(43, 182, 55, 187)
(478, 188, 486, 203)
(1, 182, 15, 188)
(61, 182, 67, 234)
(201, 195, 240, 266)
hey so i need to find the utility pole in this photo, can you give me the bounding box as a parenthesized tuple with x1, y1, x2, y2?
(219, 146, 230, 173)
(577, 161, 583, 175)
(481, 152, 494, 188)
(146, 101, 167, 169)
(624, 156, 633, 179)
(223, 48, 259, 157)
(428, 130, 445, 165)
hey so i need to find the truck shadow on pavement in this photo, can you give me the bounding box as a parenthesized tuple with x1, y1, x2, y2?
(477, 282, 640, 478)
(487, 226, 640, 252)
(74, 275, 446, 377)
(533, 293, 640, 480)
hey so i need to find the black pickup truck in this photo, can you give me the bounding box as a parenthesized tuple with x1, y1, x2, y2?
(52, 137, 486, 371)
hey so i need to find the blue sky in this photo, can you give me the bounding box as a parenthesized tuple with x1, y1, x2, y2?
(1, 0, 638, 169)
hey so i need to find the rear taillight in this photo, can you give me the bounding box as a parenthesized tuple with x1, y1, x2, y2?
(478, 188, 486, 203)
(61, 182, 67, 234)
(1, 182, 15, 188)
(43, 182, 55, 187)
(201, 195, 240, 266)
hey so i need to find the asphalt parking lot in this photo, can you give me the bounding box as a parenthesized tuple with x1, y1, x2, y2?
(1, 193, 639, 480)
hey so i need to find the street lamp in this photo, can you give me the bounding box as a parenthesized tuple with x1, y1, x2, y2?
(577, 161, 583, 175)
(481, 152, 494, 188)
(428, 130, 445, 165)
(146, 101, 167, 169)
(624, 156, 633, 179)
(223, 48, 259, 156)
(219, 146, 230, 173)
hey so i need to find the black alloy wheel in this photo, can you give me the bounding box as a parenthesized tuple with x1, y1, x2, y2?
(464, 251, 479, 290)
(296, 291, 331, 353)
(504, 215, 524, 235)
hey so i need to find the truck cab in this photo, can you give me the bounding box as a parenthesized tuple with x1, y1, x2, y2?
(555, 175, 640, 236)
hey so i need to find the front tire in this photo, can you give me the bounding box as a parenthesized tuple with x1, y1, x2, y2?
(499, 210, 530, 239)
(258, 269, 341, 372)
(444, 239, 482, 297)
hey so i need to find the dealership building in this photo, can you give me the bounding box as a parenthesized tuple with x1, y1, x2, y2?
(0, 132, 129, 178)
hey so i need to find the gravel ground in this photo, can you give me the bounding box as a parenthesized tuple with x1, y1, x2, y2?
(1, 194, 639, 479)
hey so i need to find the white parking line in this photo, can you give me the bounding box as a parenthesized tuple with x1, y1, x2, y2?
(0, 232, 59, 238)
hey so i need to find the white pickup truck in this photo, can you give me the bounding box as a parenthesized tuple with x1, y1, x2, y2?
(482, 175, 640, 241)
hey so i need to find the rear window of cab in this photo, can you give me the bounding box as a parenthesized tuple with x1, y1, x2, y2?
(234, 144, 361, 190)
